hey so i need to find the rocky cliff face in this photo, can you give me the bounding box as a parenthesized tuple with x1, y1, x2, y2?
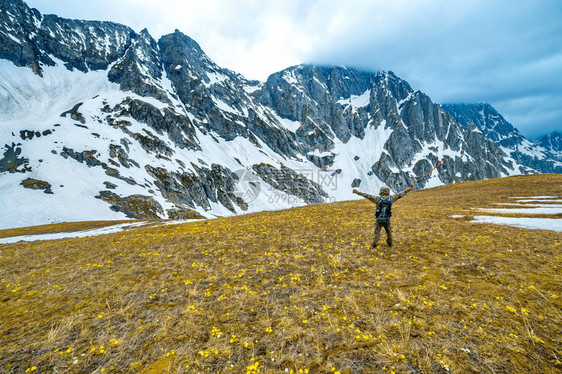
(0, 0, 134, 74)
(0, 0, 546, 229)
(538, 132, 562, 158)
(443, 103, 562, 173)
(255, 66, 529, 189)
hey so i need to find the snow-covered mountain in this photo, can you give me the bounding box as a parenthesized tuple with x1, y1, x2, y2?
(442, 103, 562, 173)
(0, 0, 537, 229)
(538, 132, 562, 159)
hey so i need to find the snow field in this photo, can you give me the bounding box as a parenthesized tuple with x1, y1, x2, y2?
(466, 195, 562, 232)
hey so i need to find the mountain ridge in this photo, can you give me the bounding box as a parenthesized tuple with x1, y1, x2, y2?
(538, 131, 562, 156)
(442, 103, 562, 173)
(1, 0, 554, 230)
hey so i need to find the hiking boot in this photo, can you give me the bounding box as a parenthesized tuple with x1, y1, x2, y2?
(387, 242, 392, 248)
(371, 243, 377, 249)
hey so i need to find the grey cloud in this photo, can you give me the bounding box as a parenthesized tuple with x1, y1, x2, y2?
(304, 0, 562, 138)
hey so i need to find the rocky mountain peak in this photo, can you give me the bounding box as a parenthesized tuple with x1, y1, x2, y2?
(373, 70, 414, 102)
(443, 103, 562, 173)
(0, 0, 135, 74)
(159, 30, 219, 78)
(442, 103, 521, 141)
(1, 0, 556, 230)
(538, 131, 562, 154)
(107, 26, 165, 101)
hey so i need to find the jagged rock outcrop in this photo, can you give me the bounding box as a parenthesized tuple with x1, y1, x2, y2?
(108, 29, 168, 103)
(443, 103, 562, 173)
(538, 132, 562, 158)
(20, 178, 52, 194)
(96, 191, 163, 219)
(0, 143, 30, 173)
(0, 0, 134, 74)
(145, 164, 249, 214)
(252, 163, 328, 204)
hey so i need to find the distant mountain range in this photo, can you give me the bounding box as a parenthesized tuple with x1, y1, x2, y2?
(1, 0, 560, 229)
(442, 103, 561, 173)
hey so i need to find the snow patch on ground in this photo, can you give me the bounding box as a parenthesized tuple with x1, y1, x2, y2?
(510, 196, 558, 200)
(471, 196, 562, 232)
(478, 207, 562, 215)
(0, 219, 203, 244)
(471, 216, 562, 232)
(493, 203, 562, 207)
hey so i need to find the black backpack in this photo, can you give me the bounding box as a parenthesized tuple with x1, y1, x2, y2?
(375, 196, 392, 222)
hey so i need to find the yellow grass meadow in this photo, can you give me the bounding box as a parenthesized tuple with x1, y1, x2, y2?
(0, 174, 561, 373)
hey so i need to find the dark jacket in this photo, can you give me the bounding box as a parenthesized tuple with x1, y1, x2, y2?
(355, 188, 409, 209)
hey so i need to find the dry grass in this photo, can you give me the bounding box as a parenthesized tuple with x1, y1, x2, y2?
(0, 220, 137, 239)
(0, 174, 561, 373)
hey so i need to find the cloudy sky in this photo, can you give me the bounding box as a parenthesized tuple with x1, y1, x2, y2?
(25, 0, 562, 139)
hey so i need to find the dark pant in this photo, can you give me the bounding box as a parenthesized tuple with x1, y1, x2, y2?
(373, 221, 392, 247)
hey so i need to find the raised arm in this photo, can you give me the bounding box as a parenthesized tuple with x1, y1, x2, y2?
(391, 187, 413, 203)
(352, 189, 379, 204)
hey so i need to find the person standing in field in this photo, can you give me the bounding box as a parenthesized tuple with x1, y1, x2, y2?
(353, 186, 412, 248)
